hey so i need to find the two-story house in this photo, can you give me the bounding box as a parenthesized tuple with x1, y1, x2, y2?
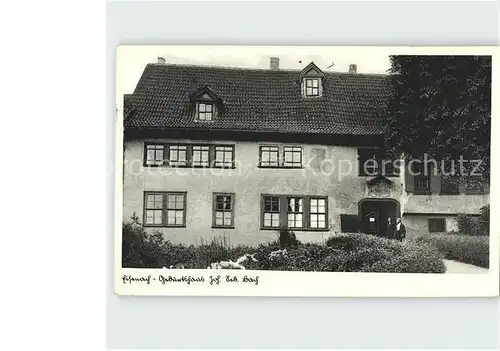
(121, 58, 489, 246)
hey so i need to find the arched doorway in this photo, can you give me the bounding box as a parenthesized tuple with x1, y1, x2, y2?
(358, 199, 400, 238)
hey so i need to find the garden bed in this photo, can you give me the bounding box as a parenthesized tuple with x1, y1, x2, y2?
(122, 217, 446, 273)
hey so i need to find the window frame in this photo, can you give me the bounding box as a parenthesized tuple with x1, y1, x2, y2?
(259, 145, 303, 169)
(411, 161, 431, 194)
(304, 78, 320, 96)
(428, 217, 446, 233)
(144, 143, 235, 169)
(214, 144, 235, 169)
(143, 143, 166, 167)
(143, 191, 187, 228)
(195, 102, 215, 121)
(212, 192, 235, 229)
(260, 194, 329, 231)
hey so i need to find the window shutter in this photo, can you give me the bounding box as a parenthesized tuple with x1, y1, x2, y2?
(340, 214, 360, 233)
(404, 162, 414, 193)
(429, 165, 441, 194)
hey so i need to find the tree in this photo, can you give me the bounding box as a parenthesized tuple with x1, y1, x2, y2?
(383, 55, 491, 183)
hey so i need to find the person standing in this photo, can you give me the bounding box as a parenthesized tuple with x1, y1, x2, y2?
(394, 218, 406, 242)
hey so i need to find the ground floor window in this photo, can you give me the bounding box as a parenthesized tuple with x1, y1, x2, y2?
(143, 191, 186, 227)
(261, 195, 328, 230)
(428, 217, 446, 233)
(213, 193, 235, 228)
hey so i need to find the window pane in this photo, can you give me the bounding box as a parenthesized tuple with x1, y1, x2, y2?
(312, 79, 318, 87)
(153, 210, 163, 224)
(167, 210, 176, 224)
(223, 212, 232, 225)
(175, 210, 183, 224)
(206, 104, 212, 112)
(306, 88, 312, 95)
(199, 103, 205, 112)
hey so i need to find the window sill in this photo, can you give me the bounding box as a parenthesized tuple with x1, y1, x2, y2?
(439, 192, 460, 196)
(260, 227, 330, 232)
(143, 164, 236, 169)
(359, 173, 400, 178)
(258, 165, 304, 169)
(143, 224, 186, 228)
(211, 226, 235, 229)
(411, 191, 432, 195)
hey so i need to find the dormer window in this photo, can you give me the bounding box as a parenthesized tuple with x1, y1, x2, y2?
(196, 102, 214, 121)
(189, 85, 222, 122)
(299, 62, 325, 98)
(305, 79, 320, 96)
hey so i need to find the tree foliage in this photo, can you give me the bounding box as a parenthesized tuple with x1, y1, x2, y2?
(383, 55, 491, 183)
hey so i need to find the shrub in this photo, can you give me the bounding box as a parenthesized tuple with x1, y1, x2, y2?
(368, 242, 445, 273)
(417, 234, 489, 268)
(456, 205, 490, 236)
(278, 227, 301, 249)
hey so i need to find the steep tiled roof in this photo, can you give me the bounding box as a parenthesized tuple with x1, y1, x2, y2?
(124, 63, 391, 136)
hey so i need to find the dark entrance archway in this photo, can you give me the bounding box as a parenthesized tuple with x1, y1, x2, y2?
(359, 199, 400, 238)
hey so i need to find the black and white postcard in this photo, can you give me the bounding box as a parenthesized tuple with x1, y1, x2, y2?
(114, 46, 499, 296)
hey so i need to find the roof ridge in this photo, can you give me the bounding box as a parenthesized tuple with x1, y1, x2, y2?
(147, 62, 389, 78)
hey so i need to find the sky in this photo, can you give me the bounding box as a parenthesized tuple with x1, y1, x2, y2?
(116, 45, 393, 110)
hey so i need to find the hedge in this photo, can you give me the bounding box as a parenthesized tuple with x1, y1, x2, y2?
(122, 216, 446, 273)
(417, 234, 489, 268)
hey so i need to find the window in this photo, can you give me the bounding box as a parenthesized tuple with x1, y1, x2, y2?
(440, 176, 460, 195)
(168, 145, 188, 167)
(411, 161, 430, 193)
(145, 144, 165, 166)
(263, 196, 280, 228)
(428, 218, 446, 233)
(214, 145, 234, 168)
(464, 177, 485, 194)
(192, 145, 210, 167)
(144, 192, 186, 227)
(213, 193, 234, 228)
(340, 214, 359, 233)
(283, 147, 302, 168)
(287, 197, 304, 228)
(309, 198, 326, 229)
(259, 146, 279, 167)
(261, 195, 328, 230)
(358, 148, 398, 177)
(196, 102, 214, 121)
(305, 78, 319, 96)
(259, 145, 303, 168)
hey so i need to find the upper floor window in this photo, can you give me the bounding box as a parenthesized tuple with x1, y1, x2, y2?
(305, 79, 320, 96)
(144, 143, 234, 169)
(358, 148, 399, 177)
(464, 176, 486, 194)
(412, 162, 431, 194)
(299, 62, 325, 98)
(196, 102, 214, 121)
(192, 145, 210, 167)
(259, 145, 302, 168)
(440, 176, 460, 195)
(145, 144, 165, 166)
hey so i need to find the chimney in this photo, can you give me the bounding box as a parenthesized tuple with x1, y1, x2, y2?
(157, 57, 166, 64)
(270, 57, 280, 70)
(349, 64, 357, 73)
